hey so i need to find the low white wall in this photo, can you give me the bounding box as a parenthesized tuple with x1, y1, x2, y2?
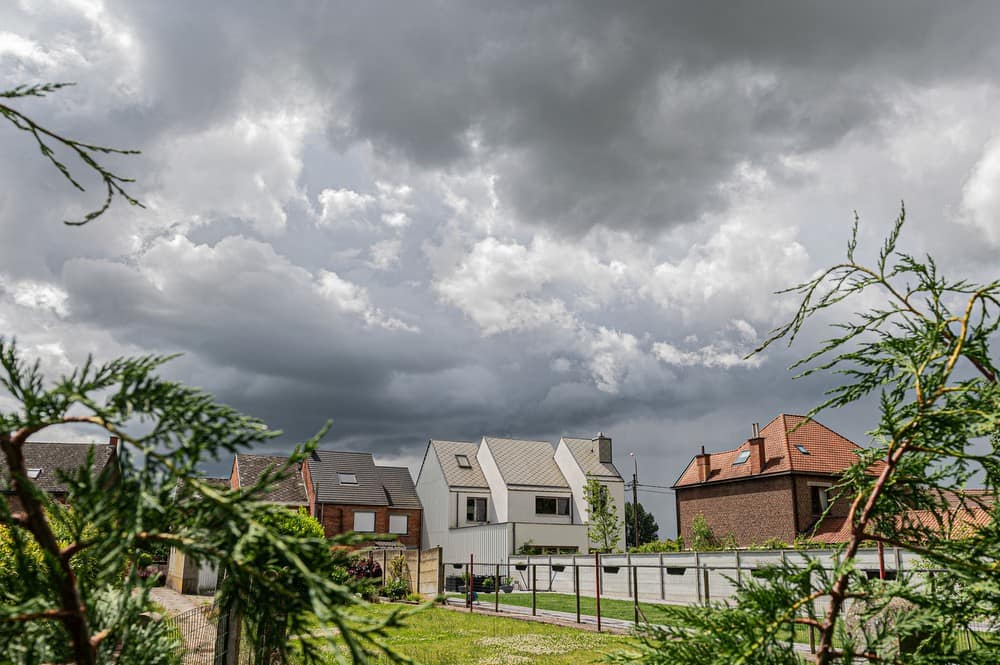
(506, 548, 926, 606)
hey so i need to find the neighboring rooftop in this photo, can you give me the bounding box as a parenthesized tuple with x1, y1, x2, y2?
(233, 454, 308, 505)
(482, 437, 569, 488)
(428, 440, 489, 489)
(673, 414, 885, 488)
(377, 466, 422, 509)
(1, 441, 117, 494)
(560, 437, 623, 480)
(307, 450, 388, 506)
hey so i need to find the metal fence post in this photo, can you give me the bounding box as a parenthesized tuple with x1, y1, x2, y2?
(594, 551, 602, 632)
(659, 552, 665, 600)
(495, 563, 500, 613)
(632, 561, 639, 624)
(702, 567, 710, 605)
(531, 564, 537, 616)
(574, 563, 581, 623)
(469, 554, 475, 612)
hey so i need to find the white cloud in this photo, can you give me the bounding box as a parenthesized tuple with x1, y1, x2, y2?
(317, 188, 375, 226)
(0, 275, 69, 317)
(154, 112, 312, 235)
(960, 136, 1000, 245)
(368, 237, 403, 270)
(652, 320, 763, 369)
(316, 270, 418, 332)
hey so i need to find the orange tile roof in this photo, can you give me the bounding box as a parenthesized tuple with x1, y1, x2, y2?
(809, 491, 995, 544)
(673, 414, 884, 488)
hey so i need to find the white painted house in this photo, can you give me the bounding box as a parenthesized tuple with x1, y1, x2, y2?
(416, 434, 626, 563)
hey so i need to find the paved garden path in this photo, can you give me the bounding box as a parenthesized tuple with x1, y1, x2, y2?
(150, 588, 217, 664)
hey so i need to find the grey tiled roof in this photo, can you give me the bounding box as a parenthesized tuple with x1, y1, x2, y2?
(234, 454, 308, 504)
(560, 437, 623, 480)
(482, 437, 569, 487)
(307, 450, 389, 506)
(1, 442, 116, 494)
(430, 440, 489, 488)
(377, 466, 422, 509)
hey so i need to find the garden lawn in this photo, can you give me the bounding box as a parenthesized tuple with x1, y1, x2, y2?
(305, 603, 639, 664)
(448, 592, 677, 624)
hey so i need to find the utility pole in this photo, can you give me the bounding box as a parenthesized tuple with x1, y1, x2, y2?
(630, 452, 639, 549)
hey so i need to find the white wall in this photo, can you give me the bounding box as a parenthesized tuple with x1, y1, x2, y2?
(452, 490, 494, 528)
(415, 444, 450, 550)
(440, 522, 513, 564)
(513, 523, 590, 554)
(507, 488, 575, 524)
(477, 440, 509, 521)
(554, 442, 587, 525)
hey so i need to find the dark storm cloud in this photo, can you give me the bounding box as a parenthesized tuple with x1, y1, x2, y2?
(4, 0, 1000, 534)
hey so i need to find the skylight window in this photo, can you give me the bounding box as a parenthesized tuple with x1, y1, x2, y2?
(27, 468, 41, 479)
(732, 450, 750, 465)
(795, 444, 810, 455)
(338, 472, 358, 485)
(455, 454, 471, 469)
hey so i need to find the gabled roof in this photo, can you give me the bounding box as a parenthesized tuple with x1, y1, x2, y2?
(377, 466, 422, 509)
(1, 442, 116, 494)
(673, 414, 885, 488)
(560, 437, 623, 480)
(482, 437, 569, 488)
(307, 450, 388, 506)
(234, 454, 309, 505)
(428, 440, 489, 489)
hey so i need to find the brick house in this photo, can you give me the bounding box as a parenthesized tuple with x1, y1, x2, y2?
(2, 439, 119, 512)
(672, 415, 883, 546)
(231, 450, 422, 549)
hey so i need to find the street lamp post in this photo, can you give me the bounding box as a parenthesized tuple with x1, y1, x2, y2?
(629, 452, 639, 549)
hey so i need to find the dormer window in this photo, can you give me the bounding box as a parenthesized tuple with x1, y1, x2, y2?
(455, 454, 471, 469)
(338, 472, 357, 485)
(795, 444, 810, 455)
(732, 450, 750, 465)
(27, 468, 41, 479)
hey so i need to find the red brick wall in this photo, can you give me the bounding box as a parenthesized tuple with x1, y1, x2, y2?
(677, 475, 797, 546)
(792, 474, 849, 531)
(317, 503, 422, 548)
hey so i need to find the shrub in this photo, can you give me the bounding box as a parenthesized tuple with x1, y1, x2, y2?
(382, 579, 408, 600)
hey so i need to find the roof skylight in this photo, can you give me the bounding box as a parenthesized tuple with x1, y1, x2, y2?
(338, 472, 358, 485)
(27, 468, 41, 479)
(732, 450, 750, 465)
(795, 444, 810, 455)
(455, 454, 472, 469)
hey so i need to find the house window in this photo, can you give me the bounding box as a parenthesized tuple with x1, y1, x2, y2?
(795, 444, 810, 455)
(733, 450, 750, 465)
(27, 468, 41, 479)
(467, 497, 487, 522)
(388, 514, 408, 534)
(455, 454, 471, 469)
(535, 496, 570, 516)
(338, 473, 358, 485)
(810, 485, 830, 516)
(353, 511, 375, 532)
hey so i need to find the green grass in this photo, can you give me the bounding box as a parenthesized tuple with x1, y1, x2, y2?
(304, 603, 639, 664)
(453, 592, 834, 649)
(449, 591, 678, 624)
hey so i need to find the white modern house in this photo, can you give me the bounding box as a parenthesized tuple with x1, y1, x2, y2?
(416, 433, 626, 563)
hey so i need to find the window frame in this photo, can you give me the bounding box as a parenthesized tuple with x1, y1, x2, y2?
(353, 510, 376, 533)
(455, 454, 472, 469)
(466, 496, 487, 522)
(732, 450, 750, 465)
(388, 514, 408, 535)
(338, 472, 358, 485)
(535, 496, 570, 516)
(809, 484, 831, 516)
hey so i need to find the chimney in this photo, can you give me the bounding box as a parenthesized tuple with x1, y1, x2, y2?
(593, 432, 612, 464)
(695, 445, 711, 482)
(749, 423, 765, 475)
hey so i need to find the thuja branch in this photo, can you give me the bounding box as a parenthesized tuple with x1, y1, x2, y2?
(0, 83, 143, 225)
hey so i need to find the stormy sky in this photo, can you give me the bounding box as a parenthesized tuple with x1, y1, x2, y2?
(3, 1, 999, 537)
